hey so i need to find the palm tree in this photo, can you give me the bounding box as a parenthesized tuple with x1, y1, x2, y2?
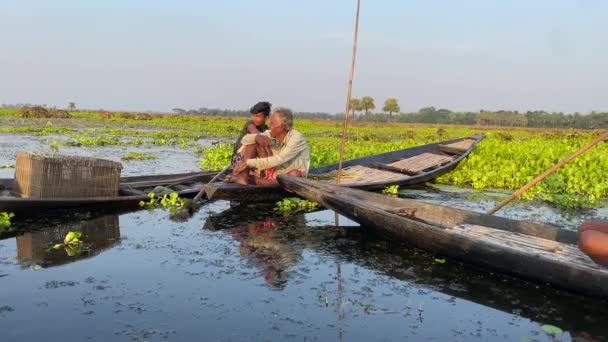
(382, 98, 400, 118)
(349, 98, 360, 117)
(360, 96, 375, 117)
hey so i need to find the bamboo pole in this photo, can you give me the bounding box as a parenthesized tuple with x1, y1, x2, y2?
(487, 131, 608, 215)
(336, 0, 361, 184)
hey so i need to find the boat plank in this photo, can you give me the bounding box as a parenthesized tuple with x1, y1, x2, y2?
(451, 223, 598, 269)
(386, 153, 454, 174)
(439, 139, 477, 154)
(317, 165, 407, 185)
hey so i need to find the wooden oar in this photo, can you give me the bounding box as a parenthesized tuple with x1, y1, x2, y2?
(487, 131, 608, 215)
(193, 163, 231, 202)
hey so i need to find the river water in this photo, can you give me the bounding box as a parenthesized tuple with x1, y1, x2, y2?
(1, 133, 607, 341)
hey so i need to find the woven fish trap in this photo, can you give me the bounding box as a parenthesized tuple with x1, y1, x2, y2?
(14, 152, 122, 198)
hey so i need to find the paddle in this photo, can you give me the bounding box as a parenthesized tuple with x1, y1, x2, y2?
(487, 131, 608, 215)
(193, 163, 232, 203)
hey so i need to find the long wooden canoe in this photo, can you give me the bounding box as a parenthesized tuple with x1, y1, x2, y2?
(277, 175, 608, 299)
(0, 171, 218, 214)
(204, 134, 484, 201)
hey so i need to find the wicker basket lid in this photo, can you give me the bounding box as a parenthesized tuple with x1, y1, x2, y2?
(16, 152, 123, 170)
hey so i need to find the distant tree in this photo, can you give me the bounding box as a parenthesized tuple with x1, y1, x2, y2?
(360, 96, 375, 117)
(172, 108, 186, 114)
(382, 98, 400, 118)
(419, 106, 436, 114)
(349, 98, 360, 117)
(68, 102, 76, 111)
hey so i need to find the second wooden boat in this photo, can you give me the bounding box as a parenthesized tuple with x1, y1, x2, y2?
(277, 175, 608, 299)
(204, 134, 484, 201)
(0, 171, 218, 214)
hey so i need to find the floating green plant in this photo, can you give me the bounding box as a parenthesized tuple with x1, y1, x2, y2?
(51, 231, 83, 257)
(0, 212, 15, 231)
(121, 152, 157, 161)
(275, 197, 319, 216)
(382, 185, 399, 195)
(139, 192, 185, 214)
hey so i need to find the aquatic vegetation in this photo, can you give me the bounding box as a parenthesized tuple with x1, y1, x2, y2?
(3, 109, 607, 209)
(51, 231, 83, 257)
(49, 140, 59, 151)
(438, 131, 608, 208)
(139, 192, 185, 214)
(541, 324, 563, 336)
(0, 126, 74, 135)
(275, 197, 319, 216)
(121, 152, 157, 161)
(0, 212, 15, 231)
(382, 185, 399, 195)
(199, 143, 232, 170)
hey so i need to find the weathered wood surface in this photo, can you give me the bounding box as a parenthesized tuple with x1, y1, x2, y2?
(277, 175, 608, 299)
(439, 138, 477, 154)
(385, 152, 454, 175)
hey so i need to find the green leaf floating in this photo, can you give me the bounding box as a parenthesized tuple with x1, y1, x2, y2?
(64, 231, 82, 245)
(541, 324, 563, 335)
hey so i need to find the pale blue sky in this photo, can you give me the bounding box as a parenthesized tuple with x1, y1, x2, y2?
(1, 0, 607, 113)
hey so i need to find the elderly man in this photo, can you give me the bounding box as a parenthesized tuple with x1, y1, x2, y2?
(227, 107, 310, 185)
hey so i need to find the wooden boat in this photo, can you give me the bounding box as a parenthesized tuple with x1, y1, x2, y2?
(277, 175, 608, 299)
(204, 134, 484, 201)
(0, 171, 218, 214)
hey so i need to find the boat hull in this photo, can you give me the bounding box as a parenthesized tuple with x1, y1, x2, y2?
(277, 175, 608, 299)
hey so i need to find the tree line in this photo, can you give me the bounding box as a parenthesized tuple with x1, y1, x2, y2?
(172, 100, 608, 129)
(5, 101, 605, 129)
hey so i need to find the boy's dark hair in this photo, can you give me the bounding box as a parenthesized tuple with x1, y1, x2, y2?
(250, 101, 271, 117)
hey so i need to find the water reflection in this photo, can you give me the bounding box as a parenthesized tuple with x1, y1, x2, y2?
(205, 208, 307, 290)
(204, 204, 608, 340)
(15, 215, 120, 268)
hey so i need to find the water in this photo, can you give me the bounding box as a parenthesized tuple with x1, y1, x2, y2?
(1, 131, 608, 341)
(1, 202, 607, 341)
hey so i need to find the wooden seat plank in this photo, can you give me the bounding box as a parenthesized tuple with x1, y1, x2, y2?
(439, 139, 476, 154)
(317, 165, 407, 185)
(384, 153, 454, 175)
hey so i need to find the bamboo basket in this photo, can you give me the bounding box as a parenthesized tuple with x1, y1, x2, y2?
(14, 152, 122, 198)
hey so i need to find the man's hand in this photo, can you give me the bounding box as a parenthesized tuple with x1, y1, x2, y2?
(232, 159, 249, 174)
(255, 134, 272, 147)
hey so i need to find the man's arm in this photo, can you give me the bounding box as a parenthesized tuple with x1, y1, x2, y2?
(247, 132, 307, 170)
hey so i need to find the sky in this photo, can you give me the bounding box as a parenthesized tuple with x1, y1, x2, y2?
(1, 0, 607, 114)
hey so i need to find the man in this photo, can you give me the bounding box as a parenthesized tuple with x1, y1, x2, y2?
(228, 107, 310, 185)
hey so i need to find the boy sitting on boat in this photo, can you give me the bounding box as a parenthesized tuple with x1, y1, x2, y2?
(227, 107, 310, 185)
(231, 101, 272, 167)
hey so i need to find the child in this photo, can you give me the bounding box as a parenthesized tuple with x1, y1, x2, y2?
(231, 101, 271, 167)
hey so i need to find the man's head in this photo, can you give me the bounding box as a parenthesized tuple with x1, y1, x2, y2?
(250, 101, 271, 126)
(268, 107, 293, 138)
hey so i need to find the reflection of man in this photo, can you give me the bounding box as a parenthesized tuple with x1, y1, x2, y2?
(231, 219, 300, 290)
(228, 107, 310, 185)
